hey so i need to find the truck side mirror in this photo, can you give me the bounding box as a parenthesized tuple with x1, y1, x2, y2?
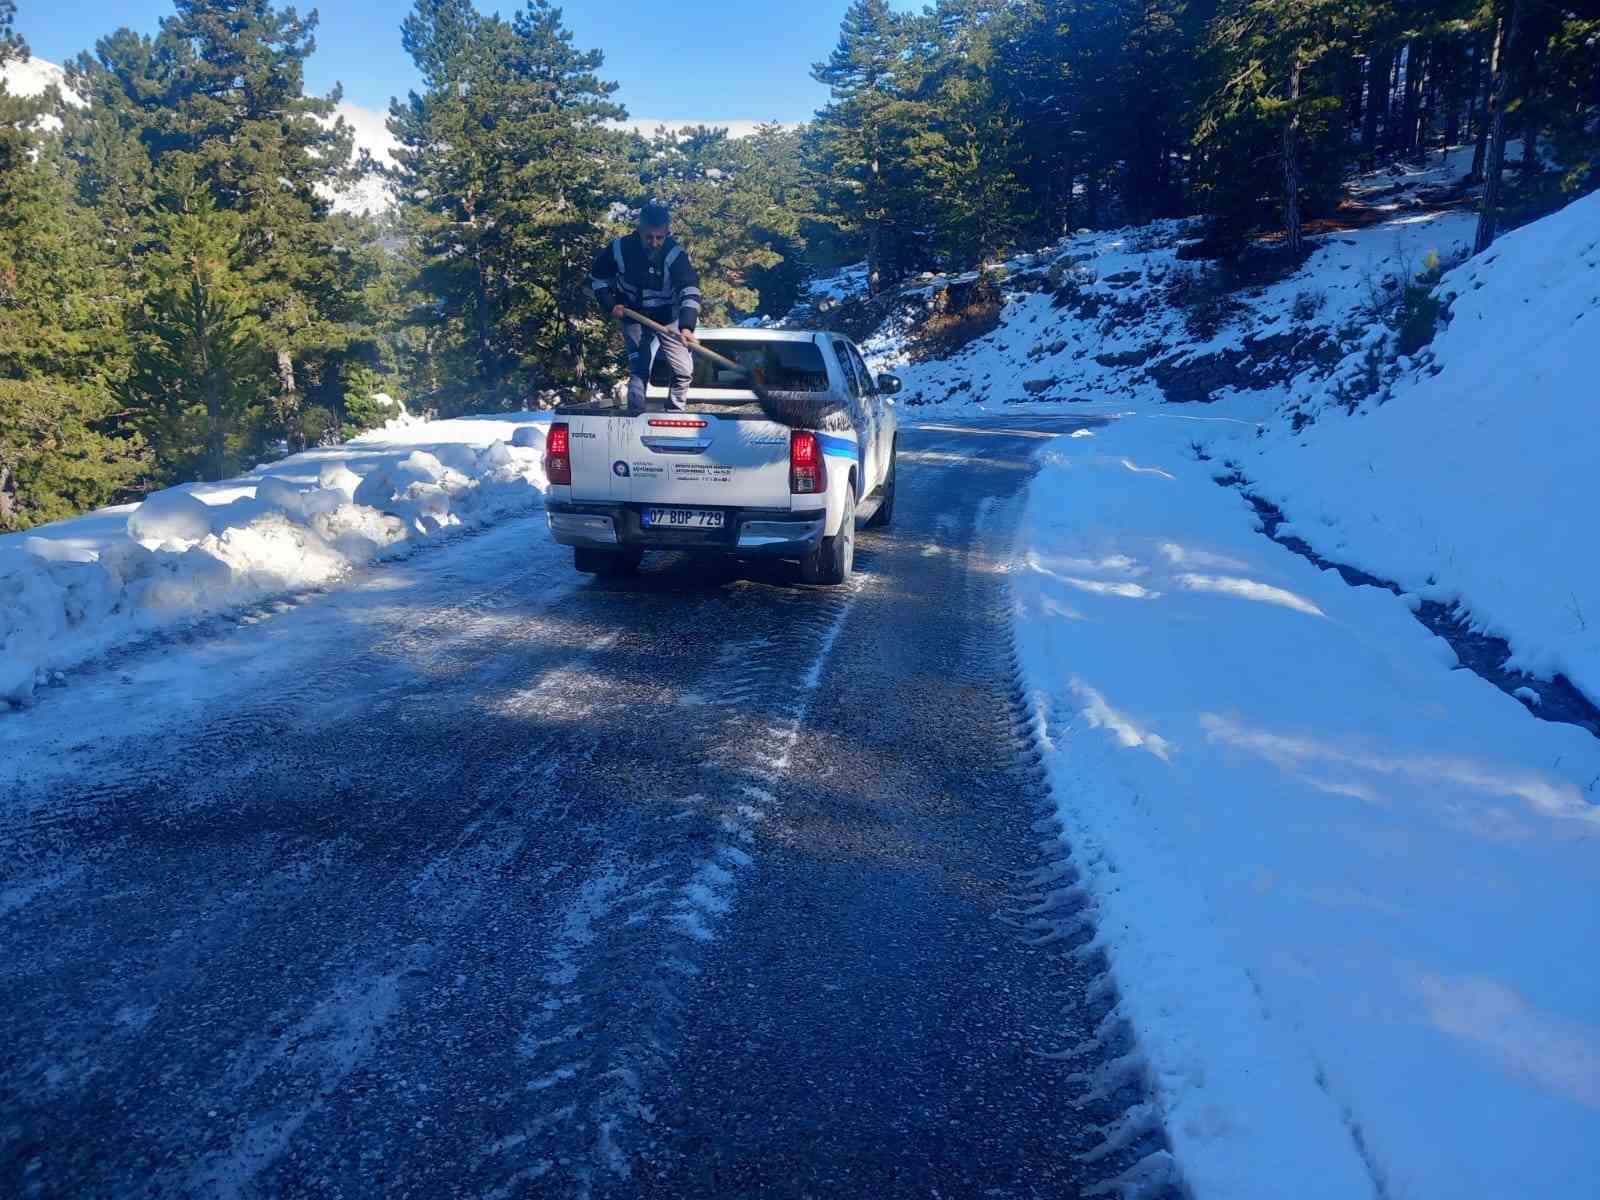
(875, 374, 902, 395)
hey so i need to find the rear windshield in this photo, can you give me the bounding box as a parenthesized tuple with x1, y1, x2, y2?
(651, 338, 829, 392)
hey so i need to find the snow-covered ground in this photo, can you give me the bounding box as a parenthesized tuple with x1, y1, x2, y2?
(1010, 407, 1600, 1199)
(841, 154, 1600, 1196)
(0, 413, 549, 706)
(1244, 187, 1600, 706)
(861, 149, 1596, 720)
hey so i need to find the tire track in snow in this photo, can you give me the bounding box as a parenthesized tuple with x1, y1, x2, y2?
(995, 540, 1187, 1200)
(486, 580, 863, 1197)
(947, 480, 1182, 1194)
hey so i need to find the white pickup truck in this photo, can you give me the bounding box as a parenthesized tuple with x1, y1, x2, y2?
(543, 329, 900, 585)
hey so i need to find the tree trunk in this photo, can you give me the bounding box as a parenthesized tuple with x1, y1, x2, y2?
(1413, 39, 1436, 163)
(1446, 34, 1480, 149)
(1476, 0, 1525, 255)
(194, 286, 226, 484)
(1471, 21, 1504, 182)
(0, 456, 16, 530)
(566, 316, 587, 384)
(1284, 60, 1304, 259)
(1521, 65, 1540, 185)
(1363, 43, 1394, 160)
(866, 218, 883, 297)
(1399, 41, 1425, 158)
(1384, 53, 1404, 152)
(472, 239, 494, 385)
(1063, 156, 1077, 233)
(275, 345, 299, 450)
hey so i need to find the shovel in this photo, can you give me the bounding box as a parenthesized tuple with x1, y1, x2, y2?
(618, 307, 849, 430)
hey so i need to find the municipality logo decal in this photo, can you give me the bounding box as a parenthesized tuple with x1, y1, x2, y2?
(612, 460, 630, 477)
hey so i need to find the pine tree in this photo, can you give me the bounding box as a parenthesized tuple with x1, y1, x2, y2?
(492, 1, 630, 391)
(0, 0, 20, 69)
(61, 2, 364, 467)
(152, 0, 357, 449)
(1, 3, 146, 530)
(390, 0, 627, 407)
(1197, 0, 1362, 254)
(810, 0, 934, 292)
(387, 0, 498, 398)
(61, 29, 163, 276)
(909, 0, 1029, 265)
(123, 178, 266, 484)
(635, 124, 812, 321)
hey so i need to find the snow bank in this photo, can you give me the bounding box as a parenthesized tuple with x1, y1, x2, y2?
(845, 147, 1594, 705)
(1245, 188, 1600, 705)
(126, 489, 215, 545)
(0, 414, 551, 706)
(1013, 414, 1600, 1200)
(858, 203, 1477, 416)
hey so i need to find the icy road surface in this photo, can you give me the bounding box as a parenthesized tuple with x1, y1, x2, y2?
(0, 420, 1162, 1199)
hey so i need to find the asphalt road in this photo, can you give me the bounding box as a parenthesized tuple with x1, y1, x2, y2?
(1, 417, 1171, 1199)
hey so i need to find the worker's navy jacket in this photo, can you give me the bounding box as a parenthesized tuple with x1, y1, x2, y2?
(591, 233, 703, 331)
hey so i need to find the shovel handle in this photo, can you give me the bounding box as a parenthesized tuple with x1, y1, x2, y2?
(618, 307, 749, 378)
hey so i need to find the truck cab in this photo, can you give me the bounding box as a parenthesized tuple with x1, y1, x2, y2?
(543, 329, 900, 585)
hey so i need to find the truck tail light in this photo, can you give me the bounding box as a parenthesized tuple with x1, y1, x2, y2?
(544, 423, 572, 485)
(790, 431, 826, 495)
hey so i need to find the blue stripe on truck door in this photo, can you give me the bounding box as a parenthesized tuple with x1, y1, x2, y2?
(815, 433, 860, 480)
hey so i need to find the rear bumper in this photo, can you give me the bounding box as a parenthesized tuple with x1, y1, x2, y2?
(547, 502, 825, 556)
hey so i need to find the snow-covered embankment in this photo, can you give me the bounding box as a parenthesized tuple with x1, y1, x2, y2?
(1242, 187, 1600, 707)
(0, 414, 550, 706)
(992, 188, 1600, 1197)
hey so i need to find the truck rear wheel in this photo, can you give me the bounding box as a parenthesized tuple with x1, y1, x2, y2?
(801, 483, 855, 586)
(574, 547, 643, 576)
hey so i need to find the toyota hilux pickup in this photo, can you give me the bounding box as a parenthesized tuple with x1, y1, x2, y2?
(543, 329, 900, 585)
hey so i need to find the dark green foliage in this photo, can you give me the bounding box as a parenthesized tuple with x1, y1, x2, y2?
(55, 0, 370, 481)
(387, 0, 628, 413)
(808, 0, 938, 294)
(634, 123, 815, 323)
(2, 5, 147, 530)
(1395, 251, 1450, 357)
(338, 365, 398, 440)
(122, 183, 267, 483)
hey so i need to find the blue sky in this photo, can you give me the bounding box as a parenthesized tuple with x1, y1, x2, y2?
(14, 0, 916, 125)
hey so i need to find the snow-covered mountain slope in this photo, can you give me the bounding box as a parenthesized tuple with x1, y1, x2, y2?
(1, 57, 395, 213)
(1243, 187, 1600, 706)
(323, 100, 399, 216)
(0, 55, 82, 102)
(0, 54, 85, 131)
(0, 416, 550, 706)
(850, 152, 1597, 717)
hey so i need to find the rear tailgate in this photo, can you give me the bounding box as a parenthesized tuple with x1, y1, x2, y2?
(605, 413, 791, 509)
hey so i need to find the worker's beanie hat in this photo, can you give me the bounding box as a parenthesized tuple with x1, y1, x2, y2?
(640, 200, 671, 228)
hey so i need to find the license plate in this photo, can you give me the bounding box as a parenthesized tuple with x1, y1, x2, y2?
(642, 507, 725, 529)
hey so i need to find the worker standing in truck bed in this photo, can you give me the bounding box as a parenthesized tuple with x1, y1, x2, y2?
(590, 201, 704, 413)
